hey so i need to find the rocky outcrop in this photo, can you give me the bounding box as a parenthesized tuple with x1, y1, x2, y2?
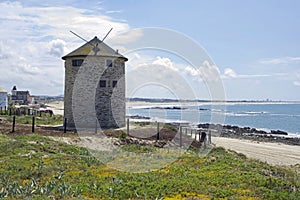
(197, 123, 299, 146)
(198, 123, 288, 136)
(271, 130, 288, 135)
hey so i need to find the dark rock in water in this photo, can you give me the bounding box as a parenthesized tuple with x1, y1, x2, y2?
(147, 106, 186, 110)
(232, 126, 239, 130)
(165, 106, 184, 110)
(127, 115, 150, 119)
(198, 123, 210, 129)
(199, 108, 209, 111)
(271, 130, 288, 135)
(257, 130, 267, 134)
(223, 125, 233, 129)
(250, 128, 257, 133)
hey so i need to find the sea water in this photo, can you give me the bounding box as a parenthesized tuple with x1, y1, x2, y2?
(126, 103, 300, 135)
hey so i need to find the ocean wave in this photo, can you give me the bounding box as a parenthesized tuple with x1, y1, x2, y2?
(226, 113, 260, 117)
(269, 113, 300, 117)
(244, 111, 268, 114)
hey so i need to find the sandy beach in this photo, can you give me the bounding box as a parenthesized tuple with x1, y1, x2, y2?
(212, 136, 300, 166)
(45, 100, 64, 115)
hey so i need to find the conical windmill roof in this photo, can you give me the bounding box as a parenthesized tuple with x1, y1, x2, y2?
(62, 36, 127, 61)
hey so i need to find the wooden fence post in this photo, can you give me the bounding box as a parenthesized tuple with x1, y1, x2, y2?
(208, 130, 212, 144)
(179, 126, 182, 147)
(200, 132, 207, 149)
(64, 118, 67, 133)
(32, 116, 35, 133)
(127, 118, 130, 137)
(156, 122, 160, 141)
(12, 115, 16, 133)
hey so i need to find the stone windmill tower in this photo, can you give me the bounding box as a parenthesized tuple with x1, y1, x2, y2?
(62, 33, 128, 129)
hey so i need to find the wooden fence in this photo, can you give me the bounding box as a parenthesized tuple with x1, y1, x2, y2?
(0, 106, 53, 117)
(3, 115, 213, 146)
(125, 118, 212, 147)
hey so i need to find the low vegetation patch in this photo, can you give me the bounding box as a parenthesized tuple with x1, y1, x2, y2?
(1, 114, 63, 126)
(0, 133, 299, 199)
(134, 121, 151, 126)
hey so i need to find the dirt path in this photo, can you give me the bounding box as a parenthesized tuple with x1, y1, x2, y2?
(212, 137, 300, 166)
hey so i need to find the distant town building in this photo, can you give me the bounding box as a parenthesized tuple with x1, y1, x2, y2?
(62, 36, 128, 129)
(10, 86, 33, 105)
(0, 87, 8, 109)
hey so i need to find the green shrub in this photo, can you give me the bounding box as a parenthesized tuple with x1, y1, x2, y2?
(163, 123, 178, 132)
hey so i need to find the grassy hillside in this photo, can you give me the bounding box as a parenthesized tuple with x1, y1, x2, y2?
(0, 133, 299, 199)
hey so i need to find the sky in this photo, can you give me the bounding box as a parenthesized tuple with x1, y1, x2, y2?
(0, 0, 300, 101)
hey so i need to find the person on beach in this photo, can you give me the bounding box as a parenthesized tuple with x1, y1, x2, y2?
(200, 131, 207, 148)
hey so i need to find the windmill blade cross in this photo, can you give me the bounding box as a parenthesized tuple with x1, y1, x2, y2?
(70, 30, 96, 48)
(101, 28, 113, 43)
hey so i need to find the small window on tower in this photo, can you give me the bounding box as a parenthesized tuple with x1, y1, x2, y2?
(106, 59, 113, 67)
(112, 81, 118, 88)
(72, 59, 83, 66)
(99, 80, 106, 87)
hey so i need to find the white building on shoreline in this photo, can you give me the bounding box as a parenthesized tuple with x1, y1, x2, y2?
(0, 87, 8, 109)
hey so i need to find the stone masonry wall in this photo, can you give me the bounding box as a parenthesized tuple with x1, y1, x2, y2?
(64, 56, 126, 129)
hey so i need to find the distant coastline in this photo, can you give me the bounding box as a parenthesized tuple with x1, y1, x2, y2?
(35, 95, 300, 104)
(126, 97, 300, 104)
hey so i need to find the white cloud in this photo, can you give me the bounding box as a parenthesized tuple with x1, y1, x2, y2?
(0, 41, 13, 60)
(184, 60, 221, 82)
(48, 39, 66, 57)
(0, 1, 131, 95)
(106, 10, 123, 14)
(259, 57, 300, 65)
(220, 67, 287, 79)
(126, 53, 154, 70)
(293, 81, 300, 86)
(185, 66, 200, 76)
(223, 68, 237, 78)
(107, 29, 143, 46)
(0, 1, 129, 40)
(124, 53, 226, 99)
(152, 56, 178, 71)
(293, 72, 300, 86)
(238, 74, 272, 78)
(126, 62, 197, 100)
(128, 56, 221, 83)
(17, 63, 41, 75)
